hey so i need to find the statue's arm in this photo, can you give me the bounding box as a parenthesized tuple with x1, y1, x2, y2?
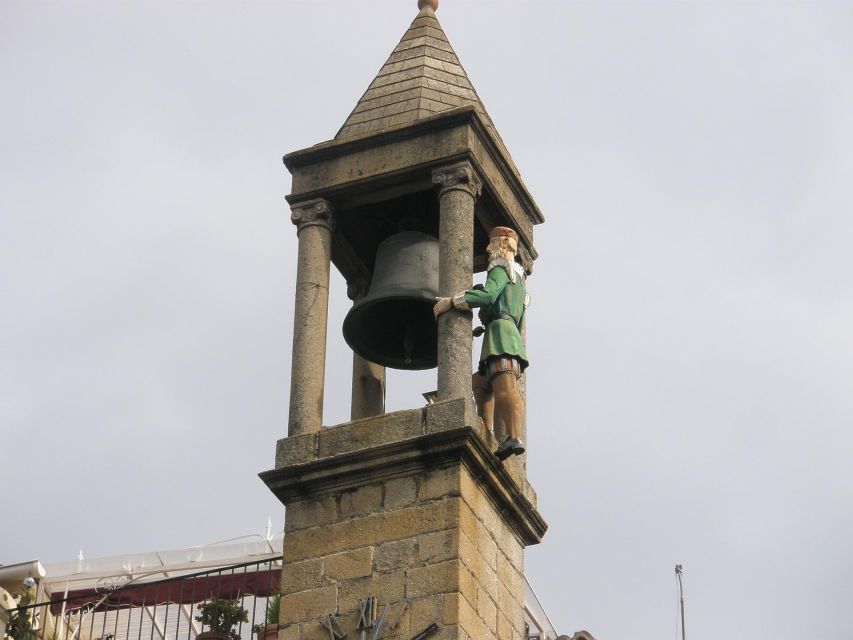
(434, 266, 509, 317)
(461, 267, 508, 308)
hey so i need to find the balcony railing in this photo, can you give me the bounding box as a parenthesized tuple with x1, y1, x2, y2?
(5, 558, 282, 640)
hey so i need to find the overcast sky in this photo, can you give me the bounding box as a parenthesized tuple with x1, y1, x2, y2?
(2, 1, 852, 638)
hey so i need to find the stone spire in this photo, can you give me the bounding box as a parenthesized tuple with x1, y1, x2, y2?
(335, 3, 501, 142)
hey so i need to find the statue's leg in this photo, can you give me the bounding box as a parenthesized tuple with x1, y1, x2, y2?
(472, 371, 494, 432)
(491, 372, 523, 441)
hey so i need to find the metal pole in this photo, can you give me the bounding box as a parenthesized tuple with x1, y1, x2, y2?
(675, 564, 686, 640)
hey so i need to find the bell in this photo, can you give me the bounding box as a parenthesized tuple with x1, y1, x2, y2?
(343, 231, 439, 370)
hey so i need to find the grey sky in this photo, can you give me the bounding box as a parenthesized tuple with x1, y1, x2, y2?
(2, 1, 852, 638)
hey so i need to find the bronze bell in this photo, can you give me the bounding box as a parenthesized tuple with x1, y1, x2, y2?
(343, 231, 439, 370)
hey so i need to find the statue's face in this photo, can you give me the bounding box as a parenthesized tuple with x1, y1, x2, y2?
(487, 237, 502, 258)
(487, 236, 517, 261)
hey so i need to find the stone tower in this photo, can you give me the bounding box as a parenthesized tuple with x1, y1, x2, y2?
(261, 3, 547, 639)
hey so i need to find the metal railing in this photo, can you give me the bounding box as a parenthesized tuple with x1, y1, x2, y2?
(5, 558, 282, 640)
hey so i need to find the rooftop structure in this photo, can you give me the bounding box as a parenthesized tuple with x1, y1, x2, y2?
(0, 534, 564, 640)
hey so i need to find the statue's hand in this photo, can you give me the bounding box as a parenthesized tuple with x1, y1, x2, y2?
(433, 296, 453, 318)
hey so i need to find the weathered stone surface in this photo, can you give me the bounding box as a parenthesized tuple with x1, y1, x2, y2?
(497, 612, 513, 640)
(497, 580, 522, 632)
(500, 455, 527, 494)
(456, 528, 480, 577)
(374, 538, 417, 573)
(522, 479, 538, 510)
(458, 529, 501, 608)
(280, 586, 337, 625)
(449, 589, 487, 640)
(418, 466, 460, 502)
(275, 432, 317, 468)
(384, 475, 417, 509)
(457, 500, 479, 544)
(288, 121, 469, 195)
(280, 557, 326, 594)
(406, 595, 443, 637)
(477, 585, 498, 635)
(477, 521, 498, 570)
(424, 397, 478, 434)
(457, 564, 479, 610)
(496, 550, 523, 594)
(318, 409, 423, 458)
(278, 624, 299, 640)
(337, 571, 405, 613)
(340, 484, 383, 518)
(419, 529, 457, 565)
(406, 559, 460, 598)
(325, 547, 374, 581)
(283, 499, 459, 562)
(503, 535, 524, 573)
(284, 496, 337, 532)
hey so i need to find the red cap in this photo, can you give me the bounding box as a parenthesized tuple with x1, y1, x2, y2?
(488, 226, 519, 242)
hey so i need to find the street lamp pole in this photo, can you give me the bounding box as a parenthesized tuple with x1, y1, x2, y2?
(675, 564, 686, 640)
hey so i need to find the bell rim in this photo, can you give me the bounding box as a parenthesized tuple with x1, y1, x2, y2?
(343, 294, 438, 370)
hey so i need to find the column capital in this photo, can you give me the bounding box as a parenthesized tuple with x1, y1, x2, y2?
(290, 198, 334, 232)
(432, 162, 482, 199)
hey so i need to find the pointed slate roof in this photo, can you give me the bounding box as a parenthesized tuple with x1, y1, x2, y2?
(335, 6, 502, 142)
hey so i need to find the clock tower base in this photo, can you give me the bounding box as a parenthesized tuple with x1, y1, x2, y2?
(260, 399, 547, 640)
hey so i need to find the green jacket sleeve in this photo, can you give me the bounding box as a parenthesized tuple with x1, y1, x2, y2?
(463, 266, 509, 308)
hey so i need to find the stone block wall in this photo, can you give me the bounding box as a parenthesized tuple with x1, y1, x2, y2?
(278, 464, 526, 640)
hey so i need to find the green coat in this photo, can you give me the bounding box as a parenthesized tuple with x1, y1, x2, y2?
(463, 259, 529, 373)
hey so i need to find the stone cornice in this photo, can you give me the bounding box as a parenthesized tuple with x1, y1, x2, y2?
(283, 107, 544, 228)
(259, 424, 547, 547)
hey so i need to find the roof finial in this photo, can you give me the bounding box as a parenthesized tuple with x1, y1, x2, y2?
(418, 0, 438, 11)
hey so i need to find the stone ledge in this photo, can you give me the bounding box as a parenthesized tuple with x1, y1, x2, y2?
(261, 424, 548, 547)
(272, 398, 538, 510)
(275, 399, 479, 468)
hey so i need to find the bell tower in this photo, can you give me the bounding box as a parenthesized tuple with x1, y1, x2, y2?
(261, 3, 547, 638)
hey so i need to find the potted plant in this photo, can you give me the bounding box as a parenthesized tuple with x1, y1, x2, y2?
(194, 597, 249, 640)
(6, 588, 35, 640)
(252, 592, 280, 640)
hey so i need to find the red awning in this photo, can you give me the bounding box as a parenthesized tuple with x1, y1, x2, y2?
(49, 569, 279, 616)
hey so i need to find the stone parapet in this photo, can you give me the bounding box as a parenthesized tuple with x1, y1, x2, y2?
(265, 399, 537, 512)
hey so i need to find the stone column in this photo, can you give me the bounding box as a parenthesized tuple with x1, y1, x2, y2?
(432, 162, 482, 401)
(288, 198, 334, 436)
(351, 355, 385, 419)
(347, 281, 386, 420)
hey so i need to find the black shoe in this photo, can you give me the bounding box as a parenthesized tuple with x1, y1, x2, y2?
(495, 437, 525, 461)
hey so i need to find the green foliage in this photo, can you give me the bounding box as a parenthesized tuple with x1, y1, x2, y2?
(194, 597, 249, 640)
(7, 592, 35, 640)
(265, 592, 280, 626)
(251, 592, 280, 633)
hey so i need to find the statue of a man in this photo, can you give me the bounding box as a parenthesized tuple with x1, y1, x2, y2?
(433, 226, 529, 460)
